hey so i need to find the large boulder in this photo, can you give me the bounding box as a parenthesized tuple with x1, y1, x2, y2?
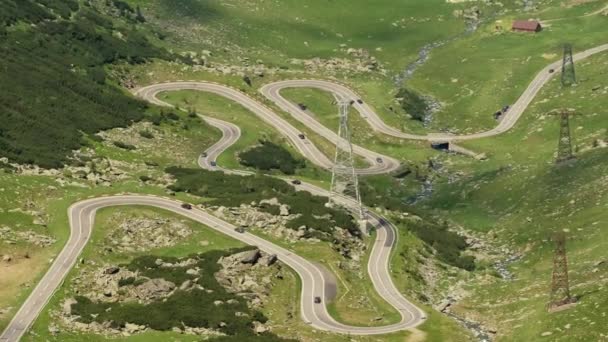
(279, 204, 290, 216)
(240, 249, 261, 265)
(104, 266, 120, 275)
(135, 278, 176, 300)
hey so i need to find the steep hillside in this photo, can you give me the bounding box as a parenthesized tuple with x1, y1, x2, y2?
(0, 0, 168, 167)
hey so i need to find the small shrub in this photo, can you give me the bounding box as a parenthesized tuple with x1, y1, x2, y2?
(239, 141, 304, 175)
(118, 277, 135, 287)
(139, 175, 152, 182)
(139, 130, 154, 139)
(396, 88, 429, 122)
(113, 141, 136, 150)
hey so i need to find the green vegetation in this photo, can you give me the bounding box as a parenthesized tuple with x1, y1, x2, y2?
(156, 89, 333, 183)
(138, 130, 154, 139)
(396, 88, 430, 122)
(113, 141, 137, 151)
(166, 167, 360, 238)
(239, 141, 304, 175)
(409, 2, 608, 132)
(417, 50, 608, 340)
(0, 1, 169, 168)
(70, 249, 289, 339)
(395, 217, 474, 271)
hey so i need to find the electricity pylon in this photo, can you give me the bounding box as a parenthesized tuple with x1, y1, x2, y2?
(548, 231, 576, 311)
(548, 109, 577, 164)
(561, 44, 576, 87)
(329, 99, 363, 219)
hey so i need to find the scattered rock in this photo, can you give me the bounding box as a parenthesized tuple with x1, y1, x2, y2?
(124, 323, 145, 334)
(104, 266, 120, 275)
(240, 249, 261, 265)
(279, 204, 290, 216)
(134, 278, 176, 300)
(253, 321, 270, 334)
(179, 279, 192, 290)
(63, 298, 78, 315)
(48, 324, 60, 335)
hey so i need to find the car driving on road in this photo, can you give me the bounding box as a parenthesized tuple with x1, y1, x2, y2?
(210, 161, 217, 166)
(314, 296, 322, 304)
(376, 157, 383, 163)
(181, 203, 193, 210)
(298, 133, 306, 139)
(291, 179, 302, 185)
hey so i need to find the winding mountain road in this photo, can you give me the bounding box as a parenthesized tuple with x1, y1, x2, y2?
(3, 42, 607, 341)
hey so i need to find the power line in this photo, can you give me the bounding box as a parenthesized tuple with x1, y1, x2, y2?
(329, 99, 363, 219)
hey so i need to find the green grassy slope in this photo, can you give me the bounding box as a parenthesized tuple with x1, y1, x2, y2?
(421, 51, 608, 341)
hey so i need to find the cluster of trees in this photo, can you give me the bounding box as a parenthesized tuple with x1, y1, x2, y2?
(72, 249, 294, 340)
(239, 141, 305, 175)
(0, 1, 169, 167)
(395, 88, 430, 122)
(166, 167, 360, 239)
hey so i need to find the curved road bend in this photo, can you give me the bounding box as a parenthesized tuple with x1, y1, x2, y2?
(261, 43, 608, 142)
(135, 83, 401, 175)
(4, 42, 607, 342)
(0, 195, 424, 341)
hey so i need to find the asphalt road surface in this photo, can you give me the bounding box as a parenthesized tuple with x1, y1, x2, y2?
(136, 82, 400, 175)
(261, 44, 608, 142)
(3, 43, 607, 341)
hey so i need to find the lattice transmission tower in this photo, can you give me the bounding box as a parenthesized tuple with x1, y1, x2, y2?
(561, 44, 576, 87)
(329, 99, 363, 219)
(548, 109, 577, 164)
(548, 231, 576, 311)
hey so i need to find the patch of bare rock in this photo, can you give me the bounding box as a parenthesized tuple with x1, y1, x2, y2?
(104, 213, 193, 253)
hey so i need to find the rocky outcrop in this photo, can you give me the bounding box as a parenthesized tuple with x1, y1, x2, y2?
(105, 214, 192, 253)
(135, 278, 176, 300)
(215, 249, 283, 310)
(0, 226, 56, 247)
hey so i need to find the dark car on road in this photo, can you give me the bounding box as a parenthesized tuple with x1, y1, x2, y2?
(210, 161, 217, 166)
(235, 227, 246, 233)
(376, 157, 383, 163)
(356, 99, 363, 104)
(181, 203, 193, 210)
(298, 103, 307, 110)
(201, 152, 208, 157)
(549, 68, 555, 73)
(314, 296, 322, 304)
(298, 133, 306, 139)
(291, 179, 302, 185)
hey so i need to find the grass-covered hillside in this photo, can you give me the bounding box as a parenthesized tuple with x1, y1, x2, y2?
(419, 50, 608, 340)
(0, 0, 169, 168)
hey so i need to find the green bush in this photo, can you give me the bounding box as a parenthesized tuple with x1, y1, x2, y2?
(396, 88, 429, 122)
(395, 217, 475, 270)
(113, 141, 136, 151)
(139, 130, 154, 139)
(259, 203, 280, 216)
(118, 277, 135, 287)
(239, 141, 304, 175)
(139, 175, 152, 182)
